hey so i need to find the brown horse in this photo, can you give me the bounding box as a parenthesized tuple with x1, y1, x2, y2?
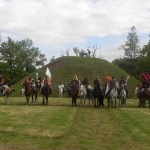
(70, 80, 79, 106)
(41, 79, 51, 105)
(3, 88, 15, 104)
(138, 89, 150, 108)
(22, 79, 33, 105)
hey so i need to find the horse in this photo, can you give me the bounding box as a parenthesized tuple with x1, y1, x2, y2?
(22, 79, 33, 105)
(58, 85, 63, 97)
(21, 88, 25, 96)
(86, 85, 93, 105)
(70, 80, 79, 106)
(3, 88, 15, 104)
(41, 79, 51, 105)
(93, 79, 104, 107)
(31, 81, 39, 104)
(107, 79, 119, 108)
(119, 83, 127, 107)
(79, 84, 87, 106)
(138, 89, 150, 108)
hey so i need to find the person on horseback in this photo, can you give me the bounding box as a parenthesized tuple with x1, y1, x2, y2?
(71, 73, 80, 96)
(82, 76, 89, 88)
(94, 75, 102, 86)
(119, 76, 128, 98)
(142, 78, 149, 89)
(27, 76, 35, 91)
(72, 74, 79, 86)
(0, 74, 4, 94)
(105, 75, 115, 97)
(41, 75, 52, 94)
(0, 74, 11, 95)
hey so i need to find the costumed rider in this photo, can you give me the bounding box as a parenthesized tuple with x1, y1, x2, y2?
(41, 75, 52, 94)
(71, 74, 80, 96)
(141, 72, 150, 91)
(82, 76, 89, 88)
(94, 75, 103, 87)
(0, 74, 10, 95)
(119, 76, 128, 98)
(27, 76, 35, 91)
(0, 74, 4, 94)
(105, 76, 116, 98)
(72, 74, 79, 85)
(142, 78, 149, 90)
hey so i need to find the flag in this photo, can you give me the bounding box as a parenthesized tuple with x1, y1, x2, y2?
(45, 67, 51, 79)
(36, 73, 38, 79)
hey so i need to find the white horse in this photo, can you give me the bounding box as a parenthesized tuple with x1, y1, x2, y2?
(58, 85, 64, 97)
(79, 84, 87, 106)
(119, 83, 126, 106)
(21, 88, 25, 96)
(109, 79, 119, 108)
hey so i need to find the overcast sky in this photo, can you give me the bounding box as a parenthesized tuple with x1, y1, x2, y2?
(0, 0, 150, 62)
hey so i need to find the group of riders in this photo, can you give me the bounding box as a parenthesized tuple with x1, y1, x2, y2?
(69, 74, 129, 99)
(22, 75, 52, 95)
(0, 72, 150, 101)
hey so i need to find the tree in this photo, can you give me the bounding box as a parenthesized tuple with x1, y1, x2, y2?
(0, 37, 47, 84)
(120, 26, 140, 59)
(73, 46, 79, 56)
(141, 35, 150, 57)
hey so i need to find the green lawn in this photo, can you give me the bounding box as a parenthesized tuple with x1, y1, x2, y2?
(0, 97, 149, 150)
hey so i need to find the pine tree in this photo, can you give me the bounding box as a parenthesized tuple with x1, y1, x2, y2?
(121, 26, 140, 59)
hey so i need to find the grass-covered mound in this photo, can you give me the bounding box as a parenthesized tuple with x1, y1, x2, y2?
(12, 56, 138, 97)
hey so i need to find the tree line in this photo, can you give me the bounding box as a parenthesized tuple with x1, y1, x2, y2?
(113, 26, 150, 79)
(0, 37, 47, 85)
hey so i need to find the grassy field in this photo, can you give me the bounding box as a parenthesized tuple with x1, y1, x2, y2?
(0, 97, 150, 150)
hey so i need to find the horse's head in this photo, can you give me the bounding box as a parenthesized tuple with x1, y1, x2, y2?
(120, 83, 126, 90)
(113, 79, 119, 88)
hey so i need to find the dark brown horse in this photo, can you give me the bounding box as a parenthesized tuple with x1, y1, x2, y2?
(70, 80, 79, 106)
(41, 79, 51, 105)
(22, 79, 33, 105)
(138, 89, 150, 108)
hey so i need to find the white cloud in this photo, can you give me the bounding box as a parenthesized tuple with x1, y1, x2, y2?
(0, 0, 150, 61)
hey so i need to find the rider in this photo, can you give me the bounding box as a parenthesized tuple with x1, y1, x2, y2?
(0, 74, 4, 94)
(105, 75, 115, 97)
(27, 76, 35, 91)
(72, 74, 79, 86)
(82, 76, 89, 88)
(119, 76, 128, 97)
(41, 75, 52, 94)
(94, 75, 102, 86)
(0, 75, 11, 95)
(71, 73, 80, 96)
(142, 78, 149, 89)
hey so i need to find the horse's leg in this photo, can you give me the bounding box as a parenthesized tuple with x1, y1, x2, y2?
(80, 97, 82, 106)
(42, 96, 45, 105)
(46, 95, 48, 105)
(35, 92, 37, 104)
(84, 96, 86, 106)
(26, 96, 29, 106)
(114, 98, 116, 108)
(107, 97, 110, 108)
(72, 97, 73, 106)
(74, 97, 76, 106)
